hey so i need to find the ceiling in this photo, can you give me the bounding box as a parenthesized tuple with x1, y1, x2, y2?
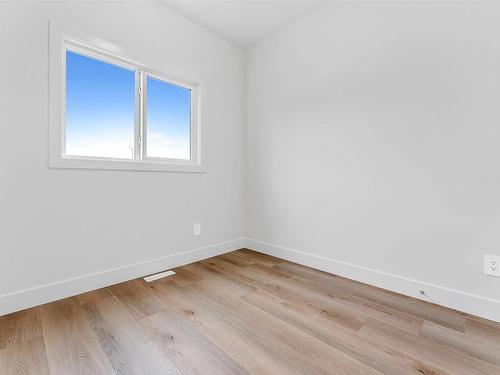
(161, 1, 327, 47)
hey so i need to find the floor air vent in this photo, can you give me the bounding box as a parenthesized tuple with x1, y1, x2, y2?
(143, 270, 176, 282)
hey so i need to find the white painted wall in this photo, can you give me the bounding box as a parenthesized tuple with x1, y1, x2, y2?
(0, 1, 245, 313)
(245, 2, 500, 317)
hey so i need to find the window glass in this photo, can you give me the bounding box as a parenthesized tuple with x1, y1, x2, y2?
(65, 50, 135, 159)
(146, 76, 191, 160)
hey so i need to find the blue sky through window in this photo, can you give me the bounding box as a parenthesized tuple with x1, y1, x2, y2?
(65, 50, 135, 159)
(146, 76, 191, 160)
(65, 50, 191, 161)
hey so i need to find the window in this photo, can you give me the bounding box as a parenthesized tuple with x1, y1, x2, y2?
(145, 76, 191, 160)
(49, 36, 202, 172)
(65, 51, 136, 159)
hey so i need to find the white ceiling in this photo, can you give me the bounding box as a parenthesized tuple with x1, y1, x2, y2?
(162, 1, 327, 47)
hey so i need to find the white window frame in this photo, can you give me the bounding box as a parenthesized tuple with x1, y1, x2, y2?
(49, 32, 203, 172)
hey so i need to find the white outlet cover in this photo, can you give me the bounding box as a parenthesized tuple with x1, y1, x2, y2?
(484, 254, 500, 277)
(193, 223, 201, 236)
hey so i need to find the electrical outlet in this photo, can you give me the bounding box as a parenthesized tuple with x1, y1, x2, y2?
(193, 223, 201, 236)
(484, 255, 500, 277)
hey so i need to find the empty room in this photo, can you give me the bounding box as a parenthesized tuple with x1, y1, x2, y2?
(1, 0, 500, 374)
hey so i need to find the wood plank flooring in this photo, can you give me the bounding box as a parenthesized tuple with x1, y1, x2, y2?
(1, 249, 500, 375)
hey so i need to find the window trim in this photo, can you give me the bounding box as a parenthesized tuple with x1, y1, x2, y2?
(49, 31, 203, 172)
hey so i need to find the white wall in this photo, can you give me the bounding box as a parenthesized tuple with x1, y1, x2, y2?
(245, 2, 500, 320)
(0, 1, 245, 314)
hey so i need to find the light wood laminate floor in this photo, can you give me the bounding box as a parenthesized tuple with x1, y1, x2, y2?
(1, 249, 500, 375)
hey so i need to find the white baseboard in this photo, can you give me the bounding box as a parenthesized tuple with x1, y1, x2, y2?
(245, 238, 500, 323)
(0, 238, 245, 316)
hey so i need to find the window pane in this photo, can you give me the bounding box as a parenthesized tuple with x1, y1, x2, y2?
(146, 76, 191, 160)
(65, 50, 135, 159)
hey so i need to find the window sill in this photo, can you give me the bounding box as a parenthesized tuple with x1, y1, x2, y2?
(49, 156, 205, 173)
